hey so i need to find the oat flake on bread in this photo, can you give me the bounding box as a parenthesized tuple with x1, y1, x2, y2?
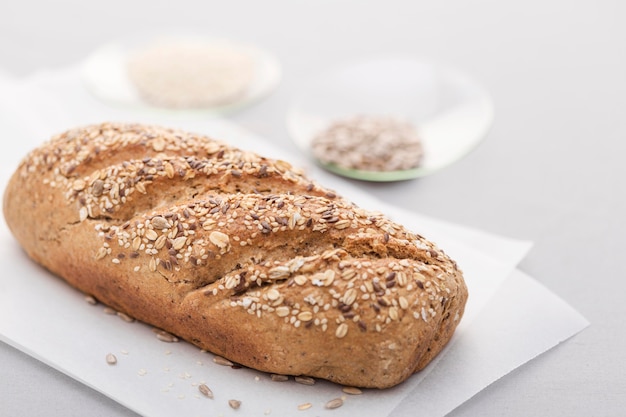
(2, 122, 467, 389)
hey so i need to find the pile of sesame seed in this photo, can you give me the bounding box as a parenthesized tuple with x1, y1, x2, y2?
(127, 39, 255, 109)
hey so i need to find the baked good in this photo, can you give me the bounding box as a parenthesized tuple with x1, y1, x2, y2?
(2, 122, 467, 389)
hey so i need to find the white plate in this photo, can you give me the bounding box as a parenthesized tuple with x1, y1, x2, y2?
(287, 57, 494, 181)
(81, 34, 282, 117)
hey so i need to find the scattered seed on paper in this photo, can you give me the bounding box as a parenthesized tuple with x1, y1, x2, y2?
(270, 374, 289, 382)
(325, 398, 344, 409)
(156, 331, 179, 343)
(117, 312, 135, 322)
(105, 353, 117, 365)
(342, 386, 363, 395)
(198, 383, 214, 399)
(213, 356, 234, 366)
(298, 402, 313, 411)
(295, 376, 316, 385)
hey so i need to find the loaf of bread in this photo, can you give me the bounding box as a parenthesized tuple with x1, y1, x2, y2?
(2, 123, 467, 389)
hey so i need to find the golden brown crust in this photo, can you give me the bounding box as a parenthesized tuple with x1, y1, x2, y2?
(2, 122, 467, 388)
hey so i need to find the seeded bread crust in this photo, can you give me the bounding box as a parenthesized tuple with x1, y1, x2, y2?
(2, 123, 467, 389)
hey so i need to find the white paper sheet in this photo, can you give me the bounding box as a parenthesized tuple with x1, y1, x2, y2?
(0, 68, 588, 416)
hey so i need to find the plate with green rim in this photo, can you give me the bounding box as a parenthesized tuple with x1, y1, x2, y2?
(287, 57, 494, 181)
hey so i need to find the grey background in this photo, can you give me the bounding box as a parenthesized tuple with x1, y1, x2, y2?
(1, 0, 625, 415)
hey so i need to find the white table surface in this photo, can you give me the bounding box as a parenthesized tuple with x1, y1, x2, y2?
(1, 1, 624, 416)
